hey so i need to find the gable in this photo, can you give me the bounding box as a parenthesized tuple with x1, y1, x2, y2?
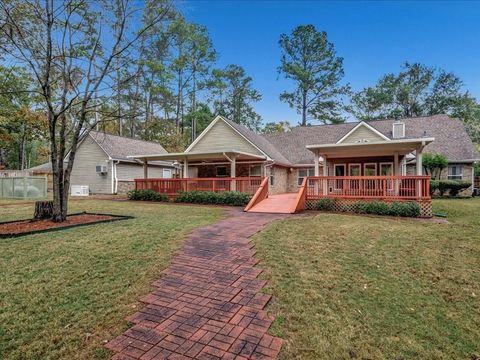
(188, 119, 264, 156)
(338, 122, 388, 144)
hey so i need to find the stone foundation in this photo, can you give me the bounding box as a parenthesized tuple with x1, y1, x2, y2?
(117, 180, 135, 194)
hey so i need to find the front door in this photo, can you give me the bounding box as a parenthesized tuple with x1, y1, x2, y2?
(334, 164, 346, 190)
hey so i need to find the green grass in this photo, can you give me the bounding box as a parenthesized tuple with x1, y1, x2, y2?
(0, 199, 222, 360)
(254, 198, 480, 359)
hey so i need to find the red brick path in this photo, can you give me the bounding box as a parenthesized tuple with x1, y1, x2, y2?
(106, 209, 287, 360)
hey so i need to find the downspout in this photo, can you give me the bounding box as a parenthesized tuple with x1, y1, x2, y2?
(113, 160, 120, 194)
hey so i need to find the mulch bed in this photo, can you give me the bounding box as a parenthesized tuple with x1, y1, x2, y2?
(0, 212, 133, 238)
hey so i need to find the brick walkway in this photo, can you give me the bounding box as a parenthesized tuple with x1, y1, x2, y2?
(106, 209, 288, 360)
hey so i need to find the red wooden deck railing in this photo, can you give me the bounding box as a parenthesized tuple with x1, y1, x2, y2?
(244, 177, 269, 212)
(305, 176, 431, 201)
(135, 177, 265, 197)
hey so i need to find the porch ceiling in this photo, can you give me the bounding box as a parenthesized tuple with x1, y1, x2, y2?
(128, 150, 267, 162)
(306, 137, 435, 158)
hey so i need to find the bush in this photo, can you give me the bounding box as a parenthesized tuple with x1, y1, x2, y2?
(174, 191, 251, 206)
(389, 201, 421, 217)
(127, 189, 169, 202)
(352, 200, 420, 217)
(315, 198, 336, 211)
(353, 201, 391, 216)
(430, 180, 471, 197)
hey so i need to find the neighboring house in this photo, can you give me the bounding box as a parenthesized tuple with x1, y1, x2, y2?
(131, 114, 479, 195)
(28, 131, 173, 195)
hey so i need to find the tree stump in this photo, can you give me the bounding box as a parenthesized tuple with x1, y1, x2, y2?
(34, 201, 54, 220)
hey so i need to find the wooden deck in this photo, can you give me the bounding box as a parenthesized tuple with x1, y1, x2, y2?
(246, 193, 299, 214)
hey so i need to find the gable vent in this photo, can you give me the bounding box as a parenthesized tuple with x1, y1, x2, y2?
(393, 120, 405, 139)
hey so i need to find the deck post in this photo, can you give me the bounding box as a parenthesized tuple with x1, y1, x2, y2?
(314, 152, 320, 196)
(143, 159, 148, 179)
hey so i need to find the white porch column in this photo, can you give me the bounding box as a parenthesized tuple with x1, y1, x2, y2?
(143, 159, 148, 179)
(416, 148, 423, 175)
(322, 154, 328, 196)
(183, 157, 189, 178)
(416, 147, 423, 198)
(394, 151, 399, 195)
(230, 155, 236, 191)
(314, 151, 320, 176)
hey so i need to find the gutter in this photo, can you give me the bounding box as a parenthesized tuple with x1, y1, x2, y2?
(109, 159, 120, 194)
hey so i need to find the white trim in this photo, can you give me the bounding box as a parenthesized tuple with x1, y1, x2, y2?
(297, 168, 315, 186)
(348, 163, 361, 176)
(307, 137, 435, 150)
(447, 164, 464, 180)
(363, 162, 377, 176)
(249, 164, 262, 177)
(336, 121, 390, 144)
(185, 116, 271, 160)
(393, 122, 406, 139)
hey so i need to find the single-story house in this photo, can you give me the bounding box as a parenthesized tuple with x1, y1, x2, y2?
(65, 131, 175, 194)
(130, 114, 479, 216)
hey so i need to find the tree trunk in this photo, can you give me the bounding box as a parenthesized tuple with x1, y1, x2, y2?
(191, 71, 197, 142)
(34, 201, 54, 220)
(301, 90, 307, 126)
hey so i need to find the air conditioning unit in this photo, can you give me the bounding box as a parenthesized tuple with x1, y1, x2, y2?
(96, 164, 108, 174)
(71, 185, 89, 197)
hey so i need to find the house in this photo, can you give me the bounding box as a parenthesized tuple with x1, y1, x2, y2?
(130, 114, 479, 216)
(69, 131, 175, 194)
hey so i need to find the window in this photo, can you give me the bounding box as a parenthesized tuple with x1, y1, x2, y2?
(163, 169, 172, 179)
(250, 165, 262, 177)
(270, 167, 275, 186)
(380, 163, 393, 176)
(297, 168, 315, 186)
(216, 166, 227, 177)
(448, 165, 463, 180)
(349, 163, 361, 176)
(364, 163, 377, 176)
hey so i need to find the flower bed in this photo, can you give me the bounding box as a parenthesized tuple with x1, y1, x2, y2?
(0, 212, 133, 238)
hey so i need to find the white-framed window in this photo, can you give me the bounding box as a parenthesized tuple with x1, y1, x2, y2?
(216, 166, 227, 177)
(448, 165, 463, 180)
(380, 162, 393, 176)
(163, 169, 172, 179)
(297, 168, 315, 186)
(348, 163, 361, 176)
(270, 167, 275, 186)
(334, 164, 346, 176)
(250, 165, 262, 177)
(364, 163, 377, 176)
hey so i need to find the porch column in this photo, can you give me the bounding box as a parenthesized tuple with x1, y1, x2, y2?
(394, 151, 399, 195)
(314, 151, 320, 176)
(143, 159, 148, 179)
(322, 154, 328, 196)
(183, 157, 189, 178)
(416, 147, 423, 198)
(230, 155, 236, 191)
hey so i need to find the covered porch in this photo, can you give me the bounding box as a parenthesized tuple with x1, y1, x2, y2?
(130, 150, 268, 196)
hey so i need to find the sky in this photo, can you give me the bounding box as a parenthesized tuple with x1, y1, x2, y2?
(181, 0, 480, 125)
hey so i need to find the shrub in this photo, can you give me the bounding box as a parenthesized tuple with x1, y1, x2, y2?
(353, 201, 391, 215)
(315, 198, 336, 211)
(430, 180, 471, 197)
(174, 191, 251, 206)
(127, 189, 169, 202)
(352, 200, 420, 217)
(389, 201, 421, 217)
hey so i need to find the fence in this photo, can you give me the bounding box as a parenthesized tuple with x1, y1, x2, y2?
(0, 176, 48, 199)
(0, 170, 32, 177)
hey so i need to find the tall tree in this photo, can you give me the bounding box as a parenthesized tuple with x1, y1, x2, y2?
(0, 0, 173, 221)
(350, 62, 480, 142)
(207, 64, 262, 131)
(278, 25, 349, 126)
(262, 121, 292, 134)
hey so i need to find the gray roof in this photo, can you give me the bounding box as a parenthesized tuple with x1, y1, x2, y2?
(89, 131, 173, 166)
(263, 114, 479, 164)
(223, 118, 292, 165)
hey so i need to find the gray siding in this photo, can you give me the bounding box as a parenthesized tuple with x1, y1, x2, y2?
(341, 125, 385, 143)
(70, 136, 112, 194)
(190, 120, 263, 155)
(116, 163, 169, 181)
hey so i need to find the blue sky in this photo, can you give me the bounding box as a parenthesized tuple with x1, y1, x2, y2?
(181, 0, 480, 125)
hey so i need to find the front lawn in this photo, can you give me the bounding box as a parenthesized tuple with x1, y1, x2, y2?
(254, 198, 480, 359)
(0, 199, 222, 360)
